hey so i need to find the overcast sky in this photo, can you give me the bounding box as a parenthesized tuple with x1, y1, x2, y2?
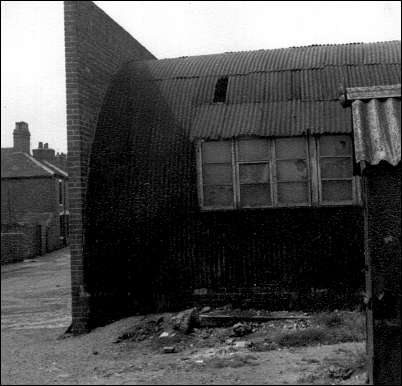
(1, 1, 401, 153)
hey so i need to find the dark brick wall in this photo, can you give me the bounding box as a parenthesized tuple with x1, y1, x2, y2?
(365, 162, 401, 385)
(64, 1, 155, 332)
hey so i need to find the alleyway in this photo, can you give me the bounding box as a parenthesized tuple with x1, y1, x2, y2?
(1, 248, 71, 331)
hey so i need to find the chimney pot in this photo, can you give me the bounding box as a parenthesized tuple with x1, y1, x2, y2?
(44, 143, 48, 149)
(39, 142, 43, 149)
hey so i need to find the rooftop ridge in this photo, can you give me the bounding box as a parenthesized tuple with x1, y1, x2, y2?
(137, 40, 401, 63)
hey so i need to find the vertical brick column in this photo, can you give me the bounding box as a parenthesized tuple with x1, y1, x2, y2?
(63, 1, 155, 333)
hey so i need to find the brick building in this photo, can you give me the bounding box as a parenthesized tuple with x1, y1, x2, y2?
(1, 122, 69, 264)
(63, 3, 400, 383)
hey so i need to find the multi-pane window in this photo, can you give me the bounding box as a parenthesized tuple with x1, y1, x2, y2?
(318, 135, 354, 204)
(197, 135, 360, 210)
(237, 138, 271, 208)
(275, 137, 310, 205)
(201, 140, 234, 209)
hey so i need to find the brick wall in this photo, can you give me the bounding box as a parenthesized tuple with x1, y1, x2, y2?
(1, 233, 24, 264)
(1, 178, 56, 223)
(64, 1, 155, 333)
(365, 162, 401, 385)
(1, 224, 41, 264)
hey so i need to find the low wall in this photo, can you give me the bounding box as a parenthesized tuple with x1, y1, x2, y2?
(1, 232, 24, 264)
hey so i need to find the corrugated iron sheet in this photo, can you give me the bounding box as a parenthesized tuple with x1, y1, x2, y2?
(121, 41, 400, 140)
(143, 41, 400, 79)
(352, 97, 401, 166)
(190, 101, 352, 140)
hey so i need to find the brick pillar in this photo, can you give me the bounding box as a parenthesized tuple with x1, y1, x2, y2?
(63, 1, 155, 333)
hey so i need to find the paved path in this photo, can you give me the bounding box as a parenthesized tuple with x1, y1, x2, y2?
(1, 247, 71, 330)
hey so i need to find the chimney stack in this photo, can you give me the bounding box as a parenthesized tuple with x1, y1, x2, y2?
(13, 121, 31, 154)
(32, 141, 56, 163)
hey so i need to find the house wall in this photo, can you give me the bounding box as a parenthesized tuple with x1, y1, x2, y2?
(64, 0, 155, 333)
(1, 178, 55, 223)
(365, 162, 401, 385)
(84, 66, 365, 328)
(1, 177, 66, 263)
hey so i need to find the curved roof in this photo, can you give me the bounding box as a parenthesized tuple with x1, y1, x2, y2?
(117, 41, 401, 139)
(139, 40, 401, 79)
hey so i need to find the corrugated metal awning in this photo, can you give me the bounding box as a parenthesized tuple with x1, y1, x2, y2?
(348, 84, 401, 166)
(190, 101, 352, 140)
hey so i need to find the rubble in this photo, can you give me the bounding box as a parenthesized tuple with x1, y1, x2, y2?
(172, 307, 199, 334)
(162, 346, 176, 354)
(232, 322, 252, 337)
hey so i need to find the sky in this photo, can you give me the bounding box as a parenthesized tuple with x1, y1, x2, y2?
(1, 1, 401, 153)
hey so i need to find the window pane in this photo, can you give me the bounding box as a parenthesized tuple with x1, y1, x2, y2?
(239, 163, 270, 184)
(204, 185, 234, 207)
(320, 135, 352, 156)
(240, 184, 271, 207)
(202, 141, 232, 163)
(320, 157, 352, 179)
(322, 181, 353, 202)
(203, 164, 232, 185)
(276, 137, 306, 159)
(238, 138, 270, 161)
(277, 159, 308, 181)
(277, 182, 309, 204)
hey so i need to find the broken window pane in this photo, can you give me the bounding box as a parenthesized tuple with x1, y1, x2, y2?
(204, 185, 234, 207)
(239, 163, 270, 184)
(277, 159, 308, 181)
(320, 157, 353, 179)
(277, 182, 309, 204)
(240, 184, 271, 207)
(320, 135, 352, 156)
(238, 138, 270, 161)
(203, 164, 233, 185)
(276, 137, 306, 159)
(322, 180, 352, 202)
(202, 141, 232, 163)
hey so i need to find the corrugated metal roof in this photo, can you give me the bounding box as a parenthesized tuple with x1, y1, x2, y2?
(121, 41, 400, 140)
(141, 41, 400, 79)
(352, 96, 401, 166)
(190, 101, 352, 140)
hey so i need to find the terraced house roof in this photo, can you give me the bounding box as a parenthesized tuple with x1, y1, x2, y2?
(119, 40, 400, 140)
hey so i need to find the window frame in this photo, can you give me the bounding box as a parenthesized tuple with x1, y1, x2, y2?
(315, 136, 362, 207)
(196, 135, 361, 211)
(58, 179, 63, 205)
(235, 138, 274, 209)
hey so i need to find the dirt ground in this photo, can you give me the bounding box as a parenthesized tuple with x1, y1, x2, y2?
(1, 248, 367, 385)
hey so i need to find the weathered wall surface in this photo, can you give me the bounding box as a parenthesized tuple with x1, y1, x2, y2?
(365, 162, 401, 385)
(64, 0, 155, 332)
(85, 63, 365, 327)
